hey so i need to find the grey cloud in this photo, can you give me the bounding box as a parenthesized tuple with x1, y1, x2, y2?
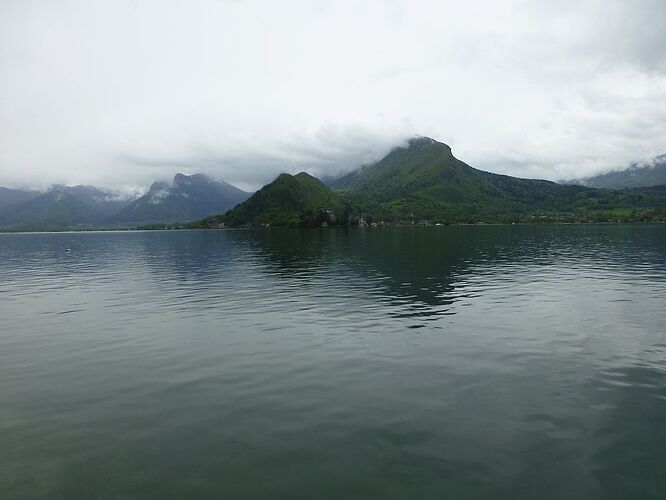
(597, 0, 666, 73)
(0, 0, 665, 191)
(116, 123, 412, 191)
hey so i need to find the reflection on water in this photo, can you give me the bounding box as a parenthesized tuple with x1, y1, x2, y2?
(1, 225, 665, 499)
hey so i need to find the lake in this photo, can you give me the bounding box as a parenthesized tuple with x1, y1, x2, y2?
(1, 225, 665, 499)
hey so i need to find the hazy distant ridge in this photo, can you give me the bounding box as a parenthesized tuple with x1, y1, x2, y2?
(111, 174, 250, 225)
(0, 174, 250, 229)
(564, 155, 666, 189)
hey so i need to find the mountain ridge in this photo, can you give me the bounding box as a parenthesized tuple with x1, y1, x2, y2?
(4, 139, 666, 230)
(0, 174, 250, 229)
(328, 137, 609, 221)
(0, 184, 132, 229)
(111, 173, 250, 225)
(229, 137, 666, 225)
(564, 155, 666, 189)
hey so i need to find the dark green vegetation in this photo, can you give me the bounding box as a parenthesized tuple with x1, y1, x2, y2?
(329, 138, 666, 223)
(194, 172, 348, 228)
(195, 137, 666, 228)
(567, 155, 666, 189)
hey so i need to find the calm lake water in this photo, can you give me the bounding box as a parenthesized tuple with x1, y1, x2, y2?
(1, 225, 665, 499)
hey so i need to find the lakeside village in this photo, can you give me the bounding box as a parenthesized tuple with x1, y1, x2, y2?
(158, 207, 666, 231)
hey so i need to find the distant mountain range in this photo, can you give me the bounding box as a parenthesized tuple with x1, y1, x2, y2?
(195, 137, 666, 228)
(111, 173, 249, 225)
(564, 155, 666, 189)
(0, 174, 249, 230)
(0, 185, 131, 229)
(3, 139, 666, 230)
(0, 187, 41, 210)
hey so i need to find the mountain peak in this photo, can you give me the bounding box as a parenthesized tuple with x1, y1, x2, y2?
(406, 136, 451, 151)
(216, 170, 342, 227)
(173, 173, 211, 187)
(409, 136, 436, 145)
(295, 172, 317, 180)
(147, 180, 169, 192)
(112, 174, 250, 224)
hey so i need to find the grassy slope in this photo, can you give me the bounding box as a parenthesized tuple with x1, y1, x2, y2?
(198, 172, 346, 227)
(330, 138, 666, 222)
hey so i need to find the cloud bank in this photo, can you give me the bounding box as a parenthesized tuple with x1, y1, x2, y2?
(1, 0, 665, 191)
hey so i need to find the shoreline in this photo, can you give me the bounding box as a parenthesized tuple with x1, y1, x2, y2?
(2, 220, 665, 235)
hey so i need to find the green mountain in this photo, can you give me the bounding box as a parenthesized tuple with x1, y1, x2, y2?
(199, 172, 346, 227)
(112, 173, 250, 225)
(328, 137, 666, 222)
(567, 155, 666, 189)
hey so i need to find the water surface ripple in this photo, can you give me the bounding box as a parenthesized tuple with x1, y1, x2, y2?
(1, 225, 665, 499)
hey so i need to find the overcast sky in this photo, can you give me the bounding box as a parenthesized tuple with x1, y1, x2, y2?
(1, 0, 665, 192)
